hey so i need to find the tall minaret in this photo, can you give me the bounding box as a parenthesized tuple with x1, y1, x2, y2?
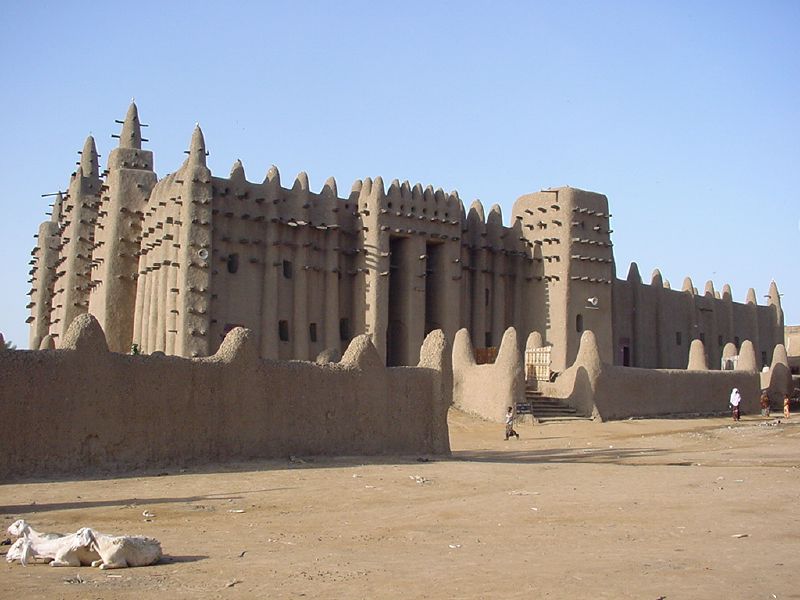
(27, 193, 64, 349)
(48, 136, 102, 342)
(767, 280, 784, 350)
(174, 125, 213, 358)
(88, 102, 156, 352)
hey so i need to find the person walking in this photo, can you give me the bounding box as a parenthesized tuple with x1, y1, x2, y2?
(505, 406, 520, 440)
(760, 390, 771, 417)
(730, 388, 742, 421)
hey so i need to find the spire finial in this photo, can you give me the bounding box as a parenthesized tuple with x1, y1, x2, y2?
(118, 101, 142, 149)
(188, 124, 207, 167)
(80, 135, 99, 178)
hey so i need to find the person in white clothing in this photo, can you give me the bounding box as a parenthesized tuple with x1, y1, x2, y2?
(505, 406, 520, 440)
(729, 388, 742, 421)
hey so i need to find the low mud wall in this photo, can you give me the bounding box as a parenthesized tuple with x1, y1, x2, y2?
(541, 331, 763, 421)
(451, 328, 524, 423)
(0, 315, 451, 480)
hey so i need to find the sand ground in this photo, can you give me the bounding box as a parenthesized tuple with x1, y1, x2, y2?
(1, 410, 798, 600)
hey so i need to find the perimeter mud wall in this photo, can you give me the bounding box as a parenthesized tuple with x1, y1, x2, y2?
(0, 315, 451, 481)
(541, 331, 769, 421)
(451, 327, 525, 423)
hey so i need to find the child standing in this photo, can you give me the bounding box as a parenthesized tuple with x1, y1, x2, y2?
(505, 406, 520, 440)
(784, 394, 791, 419)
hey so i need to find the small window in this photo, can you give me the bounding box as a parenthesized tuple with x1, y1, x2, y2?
(734, 336, 740, 350)
(282, 260, 293, 279)
(576, 314, 583, 333)
(339, 318, 350, 341)
(485, 288, 490, 306)
(718, 335, 723, 346)
(278, 320, 289, 342)
(676, 331, 682, 346)
(309, 323, 318, 343)
(761, 351, 767, 367)
(699, 333, 705, 344)
(227, 253, 239, 274)
(485, 332, 492, 347)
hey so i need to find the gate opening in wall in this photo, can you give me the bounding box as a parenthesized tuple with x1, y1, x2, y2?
(525, 346, 552, 382)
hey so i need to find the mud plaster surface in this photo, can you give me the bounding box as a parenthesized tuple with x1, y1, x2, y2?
(1, 410, 799, 600)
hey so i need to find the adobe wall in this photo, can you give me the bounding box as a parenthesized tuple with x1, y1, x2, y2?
(541, 331, 763, 421)
(786, 325, 800, 375)
(612, 269, 783, 370)
(0, 315, 451, 481)
(451, 327, 525, 423)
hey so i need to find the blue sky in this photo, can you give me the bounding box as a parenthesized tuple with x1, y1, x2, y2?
(1, 1, 797, 348)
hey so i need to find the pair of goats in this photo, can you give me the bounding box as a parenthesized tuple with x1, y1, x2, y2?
(6, 519, 162, 569)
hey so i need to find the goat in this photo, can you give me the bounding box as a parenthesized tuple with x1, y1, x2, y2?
(75, 527, 162, 569)
(6, 532, 100, 567)
(5, 538, 28, 564)
(7, 519, 63, 542)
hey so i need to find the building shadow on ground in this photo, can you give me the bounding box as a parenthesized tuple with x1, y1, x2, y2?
(451, 445, 667, 466)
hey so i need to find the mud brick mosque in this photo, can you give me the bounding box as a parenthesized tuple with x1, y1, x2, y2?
(27, 103, 784, 371)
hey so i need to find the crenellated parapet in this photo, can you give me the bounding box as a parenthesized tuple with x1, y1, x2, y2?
(612, 264, 784, 370)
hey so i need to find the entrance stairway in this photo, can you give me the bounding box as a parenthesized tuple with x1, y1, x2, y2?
(525, 388, 592, 423)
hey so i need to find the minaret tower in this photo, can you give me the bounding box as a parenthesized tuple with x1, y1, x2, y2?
(88, 102, 156, 352)
(512, 187, 615, 371)
(27, 193, 64, 349)
(48, 136, 102, 342)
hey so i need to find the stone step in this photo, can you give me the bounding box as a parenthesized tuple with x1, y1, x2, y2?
(526, 395, 582, 419)
(531, 398, 572, 406)
(536, 415, 594, 423)
(533, 410, 579, 417)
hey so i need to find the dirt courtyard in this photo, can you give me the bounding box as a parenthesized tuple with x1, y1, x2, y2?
(1, 410, 798, 600)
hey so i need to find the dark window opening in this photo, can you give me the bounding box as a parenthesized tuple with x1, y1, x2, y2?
(485, 288, 490, 306)
(309, 323, 318, 343)
(576, 314, 584, 333)
(761, 351, 768, 368)
(485, 332, 492, 347)
(699, 332, 705, 344)
(339, 318, 350, 341)
(227, 253, 239, 274)
(734, 336, 740, 350)
(278, 320, 289, 342)
(622, 345, 631, 367)
(676, 331, 682, 346)
(718, 335, 723, 346)
(282, 260, 293, 279)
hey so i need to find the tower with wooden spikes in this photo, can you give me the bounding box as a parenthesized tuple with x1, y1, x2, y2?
(47, 136, 102, 343)
(27, 192, 64, 349)
(88, 102, 157, 353)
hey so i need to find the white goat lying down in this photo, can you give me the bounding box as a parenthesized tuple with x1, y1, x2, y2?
(75, 527, 162, 569)
(7, 519, 63, 542)
(6, 531, 100, 567)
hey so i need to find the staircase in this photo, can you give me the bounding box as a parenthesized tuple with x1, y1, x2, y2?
(525, 388, 591, 422)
